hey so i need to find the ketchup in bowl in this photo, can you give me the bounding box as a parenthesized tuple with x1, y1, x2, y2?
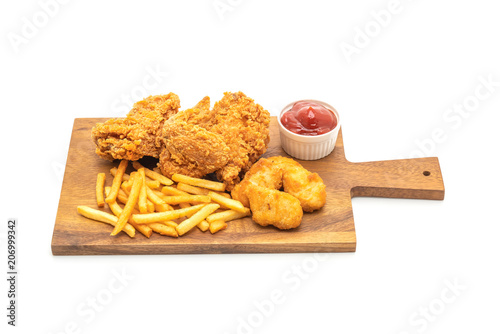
(280, 101, 337, 136)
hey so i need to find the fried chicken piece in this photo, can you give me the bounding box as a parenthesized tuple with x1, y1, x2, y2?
(268, 156, 326, 212)
(157, 92, 270, 190)
(246, 185, 303, 230)
(209, 92, 270, 190)
(91, 93, 180, 161)
(166, 96, 213, 126)
(158, 97, 230, 178)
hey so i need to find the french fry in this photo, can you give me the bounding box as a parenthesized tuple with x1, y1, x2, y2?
(153, 189, 167, 199)
(116, 187, 153, 213)
(161, 186, 189, 196)
(105, 188, 153, 238)
(106, 160, 128, 204)
(96, 173, 106, 207)
(176, 203, 220, 236)
(178, 203, 202, 220)
(197, 220, 209, 232)
(148, 223, 178, 237)
(138, 168, 148, 214)
(208, 191, 247, 213)
(209, 220, 228, 234)
(132, 204, 206, 224)
(178, 202, 191, 209)
(176, 182, 210, 195)
(146, 187, 166, 205)
(145, 180, 160, 189)
(147, 200, 155, 213)
(121, 172, 136, 193)
(172, 173, 225, 192)
(132, 161, 173, 185)
(176, 182, 230, 198)
(111, 169, 143, 236)
(161, 195, 211, 205)
(121, 179, 132, 190)
(219, 192, 231, 199)
(206, 208, 251, 223)
(110, 167, 129, 180)
(114, 188, 130, 205)
(111, 168, 160, 188)
(154, 203, 173, 212)
(163, 221, 178, 228)
(77, 206, 135, 238)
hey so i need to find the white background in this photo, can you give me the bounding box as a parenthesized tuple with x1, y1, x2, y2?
(1, 0, 499, 333)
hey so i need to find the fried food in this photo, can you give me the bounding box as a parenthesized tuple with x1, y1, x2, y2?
(132, 161, 173, 185)
(159, 100, 230, 178)
(246, 185, 303, 230)
(172, 173, 226, 192)
(106, 160, 128, 204)
(231, 156, 326, 229)
(91, 93, 180, 161)
(77, 206, 136, 238)
(158, 92, 270, 190)
(231, 158, 283, 208)
(176, 203, 220, 236)
(197, 220, 210, 232)
(268, 156, 326, 212)
(92, 92, 270, 191)
(111, 170, 143, 236)
(81, 163, 256, 239)
(209, 220, 228, 234)
(205, 208, 251, 223)
(132, 204, 206, 224)
(96, 173, 106, 207)
(210, 92, 270, 190)
(232, 156, 326, 213)
(137, 168, 148, 214)
(105, 187, 153, 238)
(207, 191, 246, 213)
(148, 223, 178, 237)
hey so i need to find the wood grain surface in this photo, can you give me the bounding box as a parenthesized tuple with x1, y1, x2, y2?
(51, 118, 444, 255)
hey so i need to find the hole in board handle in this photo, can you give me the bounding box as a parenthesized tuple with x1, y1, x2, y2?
(423, 171, 431, 176)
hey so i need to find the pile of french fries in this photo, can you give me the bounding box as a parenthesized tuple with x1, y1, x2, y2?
(77, 160, 251, 238)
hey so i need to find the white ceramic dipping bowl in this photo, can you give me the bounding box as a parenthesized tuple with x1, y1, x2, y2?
(278, 99, 340, 160)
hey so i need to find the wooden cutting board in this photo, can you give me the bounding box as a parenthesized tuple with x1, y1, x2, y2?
(51, 118, 445, 255)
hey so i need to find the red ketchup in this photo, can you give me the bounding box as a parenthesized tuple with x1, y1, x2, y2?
(281, 101, 337, 136)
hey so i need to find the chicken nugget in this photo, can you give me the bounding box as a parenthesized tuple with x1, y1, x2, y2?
(246, 185, 303, 230)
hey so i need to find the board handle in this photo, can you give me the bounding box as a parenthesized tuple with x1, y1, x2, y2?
(350, 157, 445, 200)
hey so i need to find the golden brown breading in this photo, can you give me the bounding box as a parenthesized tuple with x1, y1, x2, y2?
(92, 92, 270, 191)
(159, 121, 230, 178)
(209, 92, 270, 190)
(91, 93, 180, 161)
(231, 158, 282, 207)
(231, 156, 326, 229)
(157, 92, 270, 190)
(246, 185, 303, 230)
(268, 156, 327, 212)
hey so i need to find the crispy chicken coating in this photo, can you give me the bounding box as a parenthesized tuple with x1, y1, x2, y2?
(91, 93, 180, 161)
(158, 92, 270, 190)
(231, 156, 326, 229)
(210, 92, 270, 189)
(268, 156, 326, 212)
(92, 92, 270, 191)
(246, 185, 303, 230)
